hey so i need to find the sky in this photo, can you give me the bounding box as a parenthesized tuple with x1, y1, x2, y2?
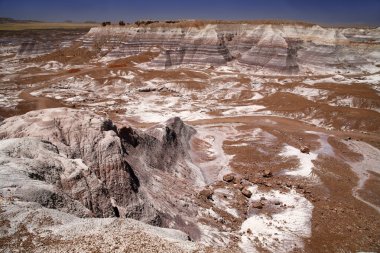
(1, 0, 380, 25)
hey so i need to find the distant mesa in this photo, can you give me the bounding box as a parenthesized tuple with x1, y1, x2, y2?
(89, 20, 380, 74)
(0, 17, 42, 23)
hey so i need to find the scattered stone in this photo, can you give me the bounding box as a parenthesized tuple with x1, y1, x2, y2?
(138, 87, 157, 92)
(241, 187, 252, 198)
(218, 217, 226, 224)
(263, 170, 272, 178)
(252, 202, 263, 209)
(246, 228, 252, 234)
(223, 173, 235, 182)
(260, 197, 266, 201)
(231, 236, 240, 242)
(300, 146, 310, 154)
(274, 201, 281, 205)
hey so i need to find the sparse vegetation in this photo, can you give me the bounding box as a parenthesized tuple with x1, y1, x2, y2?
(135, 20, 159, 26)
(129, 19, 376, 29)
(129, 19, 318, 29)
(102, 21, 111, 27)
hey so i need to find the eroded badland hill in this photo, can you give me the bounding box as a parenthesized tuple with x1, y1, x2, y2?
(0, 20, 379, 252)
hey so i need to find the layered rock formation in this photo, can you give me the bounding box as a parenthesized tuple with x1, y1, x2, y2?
(0, 29, 88, 57)
(82, 23, 380, 74)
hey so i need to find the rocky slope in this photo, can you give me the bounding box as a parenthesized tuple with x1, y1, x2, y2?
(82, 22, 380, 74)
(0, 198, 198, 253)
(0, 108, 240, 251)
(0, 108, 203, 225)
(0, 29, 88, 58)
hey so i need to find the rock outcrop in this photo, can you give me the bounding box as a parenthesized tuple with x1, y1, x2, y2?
(82, 23, 380, 74)
(0, 108, 200, 230)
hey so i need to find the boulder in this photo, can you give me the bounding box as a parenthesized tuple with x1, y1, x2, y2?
(241, 187, 252, 198)
(223, 173, 235, 182)
(252, 202, 263, 209)
(263, 169, 272, 178)
(300, 146, 310, 154)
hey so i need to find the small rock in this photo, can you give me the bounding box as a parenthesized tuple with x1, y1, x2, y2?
(199, 189, 213, 200)
(300, 146, 310, 154)
(232, 236, 239, 242)
(252, 202, 263, 209)
(260, 197, 266, 201)
(274, 201, 281, 205)
(223, 173, 235, 182)
(218, 217, 226, 224)
(263, 170, 272, 178)
(241, 187, 252, 198)
(246, 228, 252, 234)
